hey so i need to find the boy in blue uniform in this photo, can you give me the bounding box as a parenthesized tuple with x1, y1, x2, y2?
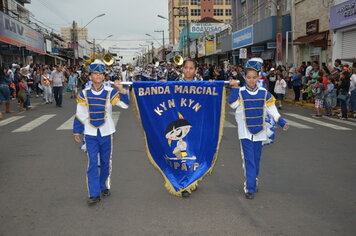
(73, 59, 129, 205)
(229, 58, 289, 200)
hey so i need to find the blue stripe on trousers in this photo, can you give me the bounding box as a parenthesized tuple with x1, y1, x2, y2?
(85, 130, 112, 197)
(241, 139, 262, 193)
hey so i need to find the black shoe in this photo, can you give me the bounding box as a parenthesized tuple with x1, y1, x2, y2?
(101, 189, 111, 197)
(87, 196, 100, 205)
(181, 190, 190, 198)
(245, 192, 254, 200)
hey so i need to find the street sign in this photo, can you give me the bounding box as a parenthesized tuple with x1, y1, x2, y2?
(239, 48, 247, 59)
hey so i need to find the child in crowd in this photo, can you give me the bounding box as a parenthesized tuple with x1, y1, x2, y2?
(17, 76, 27, 111)
(41, 68, 52, 104)
(68, 71, 78, 99)
(313, 77, 325, 117)
(325, 78, 336, 116)
(274, 73, 287, 109)
(301, 81, 314, 103)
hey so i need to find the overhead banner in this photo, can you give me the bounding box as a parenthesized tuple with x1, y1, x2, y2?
(0, 11, 45, 54)
(132, 81, 225, 196)
(190, 23, 227, 34)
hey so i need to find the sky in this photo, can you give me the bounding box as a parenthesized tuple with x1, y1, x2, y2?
(26, 0, 169, 59)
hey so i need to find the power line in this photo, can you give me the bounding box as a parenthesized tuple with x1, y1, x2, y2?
(29, 16, 59, 33)
(36, 0, 71, 24)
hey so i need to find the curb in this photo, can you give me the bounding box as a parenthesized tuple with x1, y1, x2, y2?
(283, 99, 356, 117)
(283, 99, 315, 109)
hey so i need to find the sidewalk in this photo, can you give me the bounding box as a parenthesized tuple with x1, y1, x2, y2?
(283, 88, 354, 117)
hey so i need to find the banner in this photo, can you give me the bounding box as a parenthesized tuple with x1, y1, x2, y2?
(190, 23, 227, 34)
(0, 11, 45, 54)
(132, 81, 225, 196)
(232, 25, 253, 50)
(205, 41, 216, 55)
(197, 38, 205, 58)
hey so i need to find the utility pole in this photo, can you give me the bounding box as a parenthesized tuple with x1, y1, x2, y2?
(163, 30, 165, 61)
(72, 21, 76, 65)
(93, 38, 96, 60)
(154, 30, 165, 61)
(151, 42, 154, 63)
(276, 0, 283, 65)
(174, 6, 190, 57)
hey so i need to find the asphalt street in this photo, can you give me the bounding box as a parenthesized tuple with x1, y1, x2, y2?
(0, 92, 356, 236)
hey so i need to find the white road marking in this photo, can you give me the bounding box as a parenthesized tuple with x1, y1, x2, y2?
(56, 115, 75, 130)
(321, 116, 356, 128)
(0, 116, 25, 127)
(283, 113, 352, 130)
(285, 119, 313, 129)
(224, 120, 237, 128)
(112, 112, 120, 127)
(12, 114, 56, 132)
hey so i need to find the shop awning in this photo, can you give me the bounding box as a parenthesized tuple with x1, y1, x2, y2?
(293, 31, 328, 45)
(46, 53, 67, 61)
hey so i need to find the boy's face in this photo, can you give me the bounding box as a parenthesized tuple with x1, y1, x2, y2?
(90, 72, 104, 84)
(244, 70, 259, 88)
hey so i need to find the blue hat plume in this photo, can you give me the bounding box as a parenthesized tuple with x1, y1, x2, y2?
(89, 59, 106, 74)
(245, 58, 263, 72)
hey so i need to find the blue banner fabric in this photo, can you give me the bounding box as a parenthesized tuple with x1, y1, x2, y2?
(132, 81, 225, 196)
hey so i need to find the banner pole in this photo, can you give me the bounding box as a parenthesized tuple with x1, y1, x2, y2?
(110, 81, 231, 85)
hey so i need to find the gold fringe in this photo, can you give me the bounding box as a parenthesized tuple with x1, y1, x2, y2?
(131, 84, 226, 197)
(111, 95, 120, 105)
(266, 96, 276, 107)
(76, 96, 87, 106)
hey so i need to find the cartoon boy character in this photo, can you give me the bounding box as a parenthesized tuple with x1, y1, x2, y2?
(165, 113, 192, 159)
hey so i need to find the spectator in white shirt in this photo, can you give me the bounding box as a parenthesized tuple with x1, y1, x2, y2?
(274, 74, 287, 109)
(50, 65, 66, 107)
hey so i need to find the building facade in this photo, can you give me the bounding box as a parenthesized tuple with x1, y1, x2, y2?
(0, 0, 30, 24)
(61, 24, 88, 47)
(231, 0, 292, 65)
(168, 0, 232, 45)
(330, 0, 356, 64)
(292, 0, 332, 68)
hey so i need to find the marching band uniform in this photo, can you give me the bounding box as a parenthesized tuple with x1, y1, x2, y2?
(229, 58, 288, 199)
(73, 60, 129, 205)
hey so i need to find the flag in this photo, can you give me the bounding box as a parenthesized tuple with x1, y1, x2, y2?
(132, 81, 225, 196)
